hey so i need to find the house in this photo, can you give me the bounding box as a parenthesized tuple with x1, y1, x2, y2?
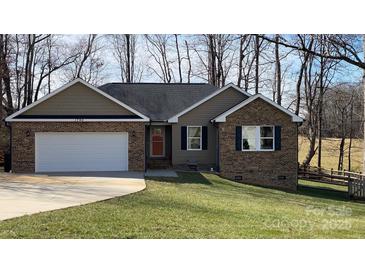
(5, 79, 303, 190)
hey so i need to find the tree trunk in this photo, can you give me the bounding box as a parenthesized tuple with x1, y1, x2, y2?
(317, 106, 323, 168)
(295, 62, 305, 116)
(348, 98, 354, 171)
(126, 34, 131, 83)
(275, 34, 282, 105)
(338, 137, 345, 170)
(237, 36, 244, 87)
(317, 43, 325, 168)
(23, 35, 32, 107)
(207, 35, 216, 86)
(254, 34, 260, 94)
(175, 34, 182, 83)
(185, 40, 191, 83)
(47, 37, 52, 94)
(303, 129, 317, 167)
(15, 35, 21, 110)
(295, 38, 313, 116)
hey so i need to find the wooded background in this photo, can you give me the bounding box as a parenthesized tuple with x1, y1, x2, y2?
(0, 34, 363, 171)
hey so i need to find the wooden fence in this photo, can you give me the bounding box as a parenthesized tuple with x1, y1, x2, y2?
(298, 165, 365, 200)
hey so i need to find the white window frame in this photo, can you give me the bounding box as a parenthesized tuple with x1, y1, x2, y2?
(241, 125, 275, 152)
(187, 126, 202, 151)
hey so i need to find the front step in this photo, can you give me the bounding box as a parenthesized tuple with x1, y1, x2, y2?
(147, 158, 171, 169)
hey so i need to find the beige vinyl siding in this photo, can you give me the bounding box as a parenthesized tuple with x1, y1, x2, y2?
(172, 87, 248, 167)
(21, 82, 135, 116)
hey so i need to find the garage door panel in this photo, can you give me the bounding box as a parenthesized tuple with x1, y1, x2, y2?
(35, 132, 128, 172)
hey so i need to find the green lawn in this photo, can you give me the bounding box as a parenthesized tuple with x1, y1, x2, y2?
(0, 172, 364, 239)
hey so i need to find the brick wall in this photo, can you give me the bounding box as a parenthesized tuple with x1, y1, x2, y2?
(218, 98, 298, 191)
(11, 122, 145, 173)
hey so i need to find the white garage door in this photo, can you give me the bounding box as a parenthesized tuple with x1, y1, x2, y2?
(35, 132, 128, 172)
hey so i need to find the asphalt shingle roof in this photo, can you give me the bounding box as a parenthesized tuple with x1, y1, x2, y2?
(98, 83, 218, 121)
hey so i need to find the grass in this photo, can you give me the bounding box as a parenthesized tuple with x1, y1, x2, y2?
(0, 172, 364, 239)
(298, 135, 363, 172)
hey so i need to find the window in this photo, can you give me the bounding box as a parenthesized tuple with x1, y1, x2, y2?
(242, 126, 257, 150)
(260, 126, 274, 150)
(242, 126, 274, 151)
(187, 126, 202, 150)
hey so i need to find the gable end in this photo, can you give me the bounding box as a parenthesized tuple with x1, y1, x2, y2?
(6, 79, 149, 122)
(211, 94, 303, 123)
(168, 83, 250, 123)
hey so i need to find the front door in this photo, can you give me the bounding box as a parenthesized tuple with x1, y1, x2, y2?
(151, 127, 165, 157)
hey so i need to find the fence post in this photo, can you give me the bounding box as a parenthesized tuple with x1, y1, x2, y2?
(330, 168, 333, 182)
(348, 180, 352, 199)
(348, 172, 351, 186)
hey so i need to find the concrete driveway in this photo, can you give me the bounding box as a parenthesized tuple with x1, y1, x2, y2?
(0, 172, 145, 221)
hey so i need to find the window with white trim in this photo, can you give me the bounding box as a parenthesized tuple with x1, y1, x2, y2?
(242, 126, 274, 151)
(187, 126, 202, 150)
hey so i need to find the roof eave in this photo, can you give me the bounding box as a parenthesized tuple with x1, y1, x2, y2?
(167, 83, 251, 123)
(211, 93, 304, 123)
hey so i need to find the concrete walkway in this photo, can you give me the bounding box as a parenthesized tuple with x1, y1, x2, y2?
(145, 169, 178, 177)
(0, 172, 145, 221)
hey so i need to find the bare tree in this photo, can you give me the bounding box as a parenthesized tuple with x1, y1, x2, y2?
(237, 35, 255, 92)
(295, 36, 314, 115)
(145, 34, 173, 83)
(334, 89, 354, 170)
(302, 49, 338, 167)
(174, 34, 183, 83)
(65, 34, 105, 85)
(254, 34, 261, 94)
(76, 34, 97, 78)
(184, 40, 192, 83)
(33, 35, 79, 101)
(22, 34, 52, 106)
(207, 34, 217, 85)
(246, 34, 271, 94)
(111, 34, 140, 83)
(274, 34, 282, 104)
(348, 98, 354, 171)
(0, 34, 13, 113)
(194, 34, 235, 87)
(317, 35, 326, 168)
(260, 34, 365, 171)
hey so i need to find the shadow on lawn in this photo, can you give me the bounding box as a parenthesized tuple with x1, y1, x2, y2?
(297, 184, 348, 202)
(146, 172, 212, 185)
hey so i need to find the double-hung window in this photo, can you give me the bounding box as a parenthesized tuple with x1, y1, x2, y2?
(242, 126, 257, 151)
(187, 126, 202, 150)
(242, 126, 274, 151)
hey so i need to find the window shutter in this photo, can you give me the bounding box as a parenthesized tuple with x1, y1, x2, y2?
(181, 126, 187, 150)
(202, 126, 208, 150)
(235, 126, 242, 151)
(275, 126, 281, 151)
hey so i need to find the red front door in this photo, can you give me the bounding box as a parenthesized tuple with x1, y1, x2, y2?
(151, 127, 164, 157)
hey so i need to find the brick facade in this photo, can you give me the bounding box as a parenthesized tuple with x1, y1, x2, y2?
(11, 122, 145, 173)
(218, 98, 298, 191)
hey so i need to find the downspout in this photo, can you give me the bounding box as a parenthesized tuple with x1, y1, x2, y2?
(145, 120, 151, 172)
(4, 120, 11, 172)
(212, 121, 220, 172)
